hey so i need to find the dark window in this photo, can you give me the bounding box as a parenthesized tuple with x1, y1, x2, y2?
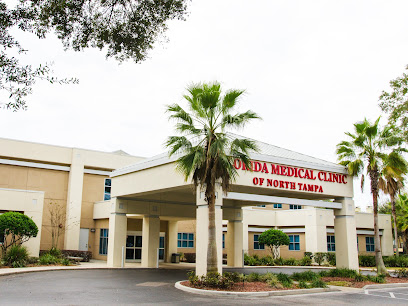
(273, 204, 282, 209)
(254, 234, 265, 250)
(222, 233, 225, 249)
(104, 178, 112, 201)
(366, 236, 375, 252)
(178, 233, 194, 248)
(99, 229, 109, 255)
(327, 235, 335, 252)
(289, 235, 300, 251)
(289, 205, 302, 210)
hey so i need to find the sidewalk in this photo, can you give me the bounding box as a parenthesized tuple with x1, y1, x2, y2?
(0, 260, 196, 277)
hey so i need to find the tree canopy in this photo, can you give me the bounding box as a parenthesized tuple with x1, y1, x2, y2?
(1, 0, 189, 111)
(166, 81, 260, 274)
(0, 211, 38, 255)
(258, 229, 290, 259)
(379, 65, 408, 141)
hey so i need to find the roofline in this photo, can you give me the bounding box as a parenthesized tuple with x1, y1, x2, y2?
(111, 152, 347, 178)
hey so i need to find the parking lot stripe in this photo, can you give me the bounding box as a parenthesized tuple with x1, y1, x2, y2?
(389, 292, 395, 298)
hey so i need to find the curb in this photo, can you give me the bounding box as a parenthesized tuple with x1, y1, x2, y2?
(363, 282, 408, 290)
(175, 281, 340, 297)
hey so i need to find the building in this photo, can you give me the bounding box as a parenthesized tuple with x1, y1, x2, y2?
(0, 137, 393, 274)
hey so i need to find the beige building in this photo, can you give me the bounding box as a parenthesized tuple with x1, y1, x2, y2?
(0, 137, 393, 273)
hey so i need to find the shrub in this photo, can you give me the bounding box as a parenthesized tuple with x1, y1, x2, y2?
(311, 279, 328, 288)
(223, 272, 242, 283)
(314, 253, 326, 266)
(3, 245, 29, 268)
(246, 255, 260, 266)
(183, 253, 196, 263)
(48, 247, 62, 258)
(187, 271, 233, 289)
(325, 268, 358, 278)
(283, 258, 297, 266)
(277, 273, 292, 287)
(291, 271, 320, 282)
(260, 255, 274, 266)
(260, 272, 278, 283)
(397, 268, 408, 278)
(326, 253, 336, 266)
(304, 252, 313, 259)
(39, 254, 59, 265)
(274, 257, 285, 266)
(300, 256, 312, 266)
(298, 280, 309, 289)
(359, 255, 376, 267)
(354, 274, 365, 282)
(383, 255, 408, 267)
(247, 272, 261, 282)
(60, 258, 71, 266)
(27, 257, 39, 265)
(258, 229, 290, 259)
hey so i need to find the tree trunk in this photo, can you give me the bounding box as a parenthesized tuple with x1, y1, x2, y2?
(206, 184, 218, 274)
(370, 169, 388, 275)
(391, 193, 399, 256)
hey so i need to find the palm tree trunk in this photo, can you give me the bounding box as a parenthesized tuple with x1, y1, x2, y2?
(370, 170, 388, 275)
(206, 184, 218, 274)
(391, 193, 399, 256)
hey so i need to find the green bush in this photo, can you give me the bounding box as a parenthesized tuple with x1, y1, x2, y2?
(260, 255, 274, 266)
(282, 258, 298, 266)
(365, 274, 386, 283)
(274, 257, 285, 265)
(397, 268, 408, 278)
(383, 255, 408, 267)
(247, 272, 261, 282)
(354, 274, 365, 282)
(27, 257, 39, 264)
(326, 253, 336, 266)
(222, 272, 242, 282)
(277, 273, 293, 286)
(298, 280, 310, 289)
(60, 258, 71, 266)
(260, 272, 278, 283)
(3, 245, 29, 268)
(245, 255, 260, 266)
(314, 252, 326, 266)
(300, 256, 312, 266)
(47, 247, 62, 258)
(359, 255, 376, 267)
(304, 252, 313, 259)
(324, 268, 359, 278)
(39, 254, 59, 265)
(291, 271, 320, 282)
(311, 279, 328, 288)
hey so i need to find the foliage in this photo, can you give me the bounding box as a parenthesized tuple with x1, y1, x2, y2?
(166, 82, 260, 274)
(291, 271, 320, 282)
(304, 252, 313, 259)
(187, 271, 234, 289)
(396, 268, 408, 278)
(247, 272, 261, 282)
(39, 253, 60, 265)
(299, 256, 313, 266)
(310, 279, 328, 288)
(258, 229, 290, 259)
(27, 257, 39, 265)
(61, 250, 92, 262)
(320, 268, 359, 278)
(259, 255, 275, 266)
(2, 245, 29, 267)
(336, 117, 406, 275)
(183, 253, 196, 263)
(283, 258, 297, 266)
(379, 65, 408, 140)
(360, 255, 408, 267)
(314, 252, 326, 266)
(60, 258, 71, 266)
(326, 253, 336, 266)
(359, 255, 377, 267)
(0, 212, 38, 255)
(48, 247, 62, 258)
(365, 274, 386, 283)
(1, 0, 189, 111)
(298, 280, 310, 289)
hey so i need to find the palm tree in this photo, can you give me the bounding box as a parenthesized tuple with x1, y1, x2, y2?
(336, 118, 405, 274)
(166, 82, 260, 274)
(378, 151, 408, 256)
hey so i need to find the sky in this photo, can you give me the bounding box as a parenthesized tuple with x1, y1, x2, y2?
(1, 0, 407, 210)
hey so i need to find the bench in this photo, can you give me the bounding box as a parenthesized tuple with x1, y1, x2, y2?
(67, 256, 83, 264)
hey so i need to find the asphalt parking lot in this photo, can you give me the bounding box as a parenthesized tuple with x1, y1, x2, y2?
(0, 269, 407, 305)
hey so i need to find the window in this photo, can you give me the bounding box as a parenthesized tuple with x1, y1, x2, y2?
(178, 233, 194, 248)
(99, 229, 109, 255)
(289, 235, 300, 251)
(273, 204, 282, 209)
(254, 234, 265, 250)
(256, 205, 266, 208)
(289, 205, 302, 210)
(366, 236, 375, 252)
(104, 178, 112, 201)
(327, 235, 335, 252)
(222, 233, 225, 249)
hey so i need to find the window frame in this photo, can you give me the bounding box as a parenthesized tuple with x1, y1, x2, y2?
(99, 228, 109, 255)
(104, 178, 112, 201)
(222, 233, 225, 249)
(288, 234, 300, 251)
(253, 234, 265, 250)
(273, 204, 282, 209)
(289, 204, 302, 210)
(327, 235, 335, 252)
(366, 236, 375, 252)
(177, 232, 194, 248)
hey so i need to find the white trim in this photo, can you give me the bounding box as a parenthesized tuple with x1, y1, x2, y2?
(84, 169, 111, 176)
(0, 158, 70, 172)
(224, 192, 343, 209)
(325, 228, 383, 236)
(0, 187, 44, 194)
(247, 227, 306, 233)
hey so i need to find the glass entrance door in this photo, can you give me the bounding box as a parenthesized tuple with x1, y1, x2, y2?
(159, 236, 165, 261)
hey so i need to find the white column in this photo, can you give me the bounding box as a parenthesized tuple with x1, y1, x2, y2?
(305, 208, 328, 254)
(141, 215, 160, 267)
(167, 221, 178, 262)
(334, 198, 359, 270)
(227, 218, 244, 267)
(64, 149, 84, 250)
(195, 187, 223, 276)
(107, 212, 127, 267)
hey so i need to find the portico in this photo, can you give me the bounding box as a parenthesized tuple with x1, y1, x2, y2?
(101, 143, 359, 273)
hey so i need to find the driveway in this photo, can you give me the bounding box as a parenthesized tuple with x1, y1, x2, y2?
(0, 269, 407, 305)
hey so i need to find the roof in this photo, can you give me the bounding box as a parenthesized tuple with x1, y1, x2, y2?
(111, 135, 346, 177)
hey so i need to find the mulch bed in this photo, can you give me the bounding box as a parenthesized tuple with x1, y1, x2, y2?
(181, 281, 294, 292)
(321, 276, 408, 288)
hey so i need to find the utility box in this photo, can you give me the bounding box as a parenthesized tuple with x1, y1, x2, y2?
(171, 253, 180, 263)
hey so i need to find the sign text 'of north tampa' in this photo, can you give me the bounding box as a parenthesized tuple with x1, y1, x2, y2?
(233, 159, 348, 193)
